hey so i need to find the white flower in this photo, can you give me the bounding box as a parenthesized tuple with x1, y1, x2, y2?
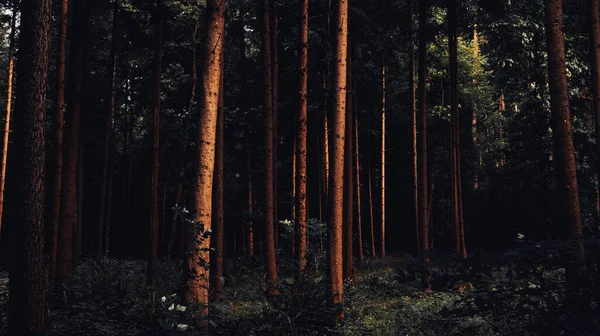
(161, 296, 166, 302)
(175, 304, 187, 312)
(168, 303, 175, 311)
(176, 324, 189, 331)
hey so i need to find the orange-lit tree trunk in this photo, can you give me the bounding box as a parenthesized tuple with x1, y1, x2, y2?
(9, 0, 51, 332)
(544, 0, 585, 289)
(97, 0, 118, 259)
(213, 55, 225, 300)
(417, 0, 429, 255)
(184, 0, 225, 310)
(343, 30, 354, 281)
(380, 63, 386, 258)
(147, 0, 163, 310)
(56, 0, 88, 285)
(328, 0, 348, 320)
(261, 0, 279, 296)
(295, 0, 308, 281)
(271, 1, 280, 251)
(408, 0, 419, 255)
(590, 0, 600, 219)
(49, 0, 68, 284)
(0, 6, 16, 236)
(354, 106, 363, 263)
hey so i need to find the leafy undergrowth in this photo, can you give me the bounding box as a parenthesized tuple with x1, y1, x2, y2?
(1, 242, 600, 335)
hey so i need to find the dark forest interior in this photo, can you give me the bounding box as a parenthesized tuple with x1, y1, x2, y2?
(2, 0, 600, 335)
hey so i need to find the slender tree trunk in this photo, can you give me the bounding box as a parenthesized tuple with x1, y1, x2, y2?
(544, 0, 585, 289)
(261, 0, 279, 296)
(295, 0, 309, 282)
(343, 30, 354, 281)
(354, 106, 363, 263)
(185, 0, 225, 310)
(367, 125, 376, 258)
(9, 0, 51, 332)
(0, 7, 15, 237)
(271, 2, 279, 251)
(49, 0, 68, 283)
(328, 0, 348, 320)
(590, 0, 600, 220)
(380, 63, 386, 258)
(98, 0, 119, 260)
(56, 0, 88, 285)
(408, 0, 420, 255)
(213, 54, 225, 299)
(417, 0, 429, 255)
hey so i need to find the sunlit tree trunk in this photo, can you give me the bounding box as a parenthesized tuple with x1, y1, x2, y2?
(380, 63, 386, 258)
(184, 0, 225, 311)
(417, 0, 429, 255)
(56, 0, 88, 285)
(328, 0, 348, 321)
(544, 0, 585, 290)
(97, 0, 118, 259)
(9, 0, 51, 333)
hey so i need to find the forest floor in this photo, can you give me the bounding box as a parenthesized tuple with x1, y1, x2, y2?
(0, 244, 599, 335)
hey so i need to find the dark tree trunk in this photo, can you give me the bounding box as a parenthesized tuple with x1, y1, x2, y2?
(343, 29, 354, 281)
(417, 0, 429, 255)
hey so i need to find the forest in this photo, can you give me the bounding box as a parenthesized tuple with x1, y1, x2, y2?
(2, 0, 600, 334)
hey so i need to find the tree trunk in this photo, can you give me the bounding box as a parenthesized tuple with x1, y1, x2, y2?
(271, 1, 279, 252)
(367, 125, 376, 258)
(417, 0, 429, 255)
(295, 0, 309, 282)
(343, 30, 354, 281)
(97, 0, 118, 260)
(590, 0, 600, 220)
(408, 0, 419, 255)
(380, 63, 386, 259)
(9, 0, 51, 333)
(213, 53, 225, 299)
(0, 6, 15, 237)
(245, 139, 254, 257)
(544, 0, 585, 289)
(185, 0, 225, 311)
(328, 0, 348, 320)
(261, 0, 279, 297)
(148, 0, 163, 313)
(56, 0, 88, 285)
(354, 103, 363, 263)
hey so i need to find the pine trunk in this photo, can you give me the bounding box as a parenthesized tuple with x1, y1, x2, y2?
(271, 2, 279, 252)
(380, 63, 386, 258)
(343, 30, 354, 281)
(408, 0, 420, 255)
(213, 54, 225, 299)
(417, 0, 429, 255)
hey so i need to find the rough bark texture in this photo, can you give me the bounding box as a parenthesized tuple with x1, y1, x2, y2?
(0, 7, 16, 235)
(213, 54, 225, 299)
(295, 0, 309, 280)
(9, 0, 51, 333)
(56, 0, 88, 285)
(97, 0, 119, 259)
(544, 0, 585, 287)
(49, 0, 69, 282)
(261, 0, 279, 297)
(328, 0, 348, 320)
(184, 0, 225, 310)
(380, 63, 386, 258)
(343, 32, 354, 281)
(417, 0, 429, 254)
(148, 0, 163, 309)
(590, 0, 600, 219)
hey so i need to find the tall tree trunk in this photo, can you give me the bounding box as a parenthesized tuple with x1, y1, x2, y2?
(417, 0, 429, 255)
(354, 105, 363, 263)
(271, 1, 279, 251)
(261, 0, 279, 296)
(590, 0, 600, 220)
(322, 78, 330, 216)
(0, 6, 15, 237)
(213, 54, 225, 299)
(9, 0, 51, 332)
(49, 0, 68, 283)
(380, 63, 386, 258)
(408, 0, 420, 255)
(343, 30, 354, 281)
(367, 125, 376, 258)
(328, 0, 348, 320)
(295, 0, 309, 281)
(185, 0, 225, 310)
(56, 0, 88, 285)
(544, 0, 585, 289)
(97, 0, 119, 260)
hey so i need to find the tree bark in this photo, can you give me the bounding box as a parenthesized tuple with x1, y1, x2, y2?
(328, 0, 348, 320)
(417, 0, 429, 255)
(408, 0, 420, 255)
(380, 63, 386, 258)
(343, 30, 354, 281)
(213, 53, 225, 299)
(184, 0, 225, 311)
(295, 0, 309, 282)
(271, 1, 279, 251)
(9, 0, 51, 333)
(544, 0, 585, 289)
(367, 124, 376, 258)
(56, 0, 88, 285)
(97, 0, 119, 260)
